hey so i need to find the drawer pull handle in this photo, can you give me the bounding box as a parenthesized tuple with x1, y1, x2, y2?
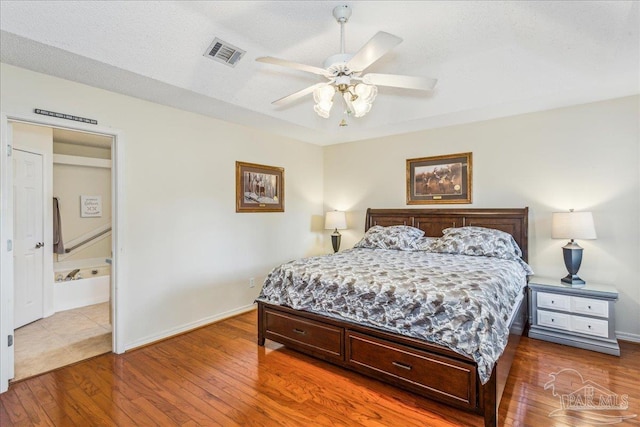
(551, 318, 554, 322)
(293, 328, 306, 335)
(551, 300, 554, 304)
(588, 305, 592, 309)
(392, 361, 412, 371)
(588, 325, 592, 329)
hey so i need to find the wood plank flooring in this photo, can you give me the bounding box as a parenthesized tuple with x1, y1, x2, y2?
(1, 309, 639, 426)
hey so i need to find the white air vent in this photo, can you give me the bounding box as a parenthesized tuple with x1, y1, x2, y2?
(204, 38, 245, 67)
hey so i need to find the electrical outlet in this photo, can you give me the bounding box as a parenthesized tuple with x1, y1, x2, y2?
(249, 277, 255, 288)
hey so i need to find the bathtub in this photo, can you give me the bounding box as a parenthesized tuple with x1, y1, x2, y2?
(53, 257, 110, 312)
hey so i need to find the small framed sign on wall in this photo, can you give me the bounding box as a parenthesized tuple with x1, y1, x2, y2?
(80, 195, 102, 217)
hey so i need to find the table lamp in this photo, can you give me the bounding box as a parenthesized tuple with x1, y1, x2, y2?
(551, 210, 597, 287)
(324, 211, 347, 253)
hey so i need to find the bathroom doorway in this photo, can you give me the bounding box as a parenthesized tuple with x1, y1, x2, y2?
(1, 116, 121, 387)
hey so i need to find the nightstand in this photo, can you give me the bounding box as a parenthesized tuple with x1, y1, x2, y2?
(528, 276, 620, 356)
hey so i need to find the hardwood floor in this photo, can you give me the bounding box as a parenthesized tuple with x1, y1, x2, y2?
(1, 309, 638, 426)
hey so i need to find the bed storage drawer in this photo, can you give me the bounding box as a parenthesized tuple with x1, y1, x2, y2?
(346, 331, 477, 409)
(264, 308, 344, 362)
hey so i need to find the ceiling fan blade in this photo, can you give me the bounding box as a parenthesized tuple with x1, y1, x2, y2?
(272, 82, 329, 106)
(362, 73, 438, 91)
(256, 56, 329, 76)
(346, 31, 403, 73)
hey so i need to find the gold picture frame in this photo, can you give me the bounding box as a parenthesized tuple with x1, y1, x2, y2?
(236, 161, 285, 212)
(406, 152, 472, 204)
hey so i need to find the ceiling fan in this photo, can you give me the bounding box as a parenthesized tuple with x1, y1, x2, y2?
(256, 5, 437, 122)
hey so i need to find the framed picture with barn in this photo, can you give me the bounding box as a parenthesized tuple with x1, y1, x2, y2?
(236, 161, 285, 212)
(406, 152, 472, 204)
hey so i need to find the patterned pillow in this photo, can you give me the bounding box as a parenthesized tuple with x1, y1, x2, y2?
(354, 225, 425, 250)
(410, 236, 440, 251)
(431, 226, 523, 260)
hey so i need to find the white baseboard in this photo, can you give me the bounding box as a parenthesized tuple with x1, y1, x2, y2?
(616, 331, 640, 343)
(124, 304, 257, 351)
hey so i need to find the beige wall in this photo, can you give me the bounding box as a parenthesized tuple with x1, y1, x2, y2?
(53, 161, 112, 262)
(324, 96, 640, 339)
(1, 63, 324, 349)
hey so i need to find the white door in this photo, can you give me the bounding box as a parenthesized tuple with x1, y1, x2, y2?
(13, 149, 45, 328)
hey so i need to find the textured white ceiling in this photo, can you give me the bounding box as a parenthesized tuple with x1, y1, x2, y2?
(1, 1, 638, 145)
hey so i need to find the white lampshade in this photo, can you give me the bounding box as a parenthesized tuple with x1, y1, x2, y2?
(324, 211, 347, 230)
(551, 211, 597, 240)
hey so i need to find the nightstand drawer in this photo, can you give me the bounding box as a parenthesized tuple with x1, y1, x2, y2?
(537, 292, 571, 311)
(538, 310, 570, 330)
(571, 297, 608, 317)
(571, 316, 609, 338)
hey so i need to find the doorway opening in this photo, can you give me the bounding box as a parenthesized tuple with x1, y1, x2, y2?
(4, 119, 120, 384)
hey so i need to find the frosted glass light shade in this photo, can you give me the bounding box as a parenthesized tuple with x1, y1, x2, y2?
(313, 85, 336, 118)
(324, 211, 347, 230)
(313, 85, 336, 103)
(551, 211, 597, 240)
(313, 102, 333, 118)
(354, 83, 377, 103)
(350, 84, 377, 117)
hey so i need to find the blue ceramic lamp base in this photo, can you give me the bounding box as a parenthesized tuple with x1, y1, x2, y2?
(561, 241, 586, 288)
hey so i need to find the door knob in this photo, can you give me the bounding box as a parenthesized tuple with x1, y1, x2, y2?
(35, 242, 44, 249)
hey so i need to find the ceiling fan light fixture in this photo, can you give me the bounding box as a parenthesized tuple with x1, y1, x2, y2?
(257, 5, 437, 120)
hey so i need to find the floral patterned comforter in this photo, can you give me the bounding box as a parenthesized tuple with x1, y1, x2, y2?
(256, 248, 531, 384)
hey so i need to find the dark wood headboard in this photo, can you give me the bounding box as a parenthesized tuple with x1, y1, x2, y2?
(365, 208, 529, 262)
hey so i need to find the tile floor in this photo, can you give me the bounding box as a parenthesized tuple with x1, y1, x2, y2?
(12, 302, 112, 381)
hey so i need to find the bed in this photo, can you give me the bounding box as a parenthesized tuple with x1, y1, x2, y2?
(256, 208, 530, 427)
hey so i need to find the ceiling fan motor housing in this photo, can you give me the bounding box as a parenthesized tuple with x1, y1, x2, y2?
(324, 53, 354, 70)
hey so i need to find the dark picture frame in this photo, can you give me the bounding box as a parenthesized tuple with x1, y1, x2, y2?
(406, 152, 472, 204)
(236, 161, 285, 213)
